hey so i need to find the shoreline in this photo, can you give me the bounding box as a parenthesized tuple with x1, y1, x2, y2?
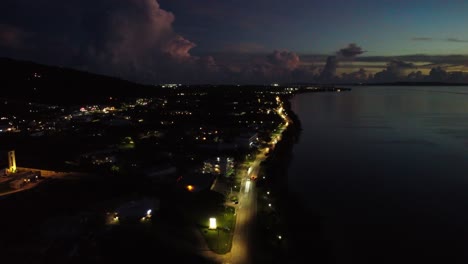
(252, 89, 347, 263)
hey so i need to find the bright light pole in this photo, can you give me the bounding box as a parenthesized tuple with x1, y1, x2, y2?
(209, 217, 220, 251)
(209, 217, 217, 229)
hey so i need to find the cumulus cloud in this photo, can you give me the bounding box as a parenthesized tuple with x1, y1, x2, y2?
(267, 50, 300, 71)
(341, 68, 369, 82)
(314, 43, 365, 83)
(227, 49, 317, 83)
(318, 56, 338, 82)
(0, 0, 217, 84)
(373, 60, 415, 82)
(162, 35, 197, 61)
(337, 43, 365, 58)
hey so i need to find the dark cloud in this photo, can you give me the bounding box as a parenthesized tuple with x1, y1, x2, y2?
(372, 60, 415, 82)
(341, 68, 369, 83)
(318, 56, 338, 82)
(412, 37, 433, 41)
(337, 43, 365, 58)
(418, 67, 468, 83)
(428, 66, 449, 81)
(446, 38, 468, 43)
(411, 37, 468, 43)
(355, 54, 468, 65)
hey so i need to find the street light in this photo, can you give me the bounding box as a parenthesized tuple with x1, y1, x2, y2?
(209, 217, 217, 229)
(209, 217, 220, 251)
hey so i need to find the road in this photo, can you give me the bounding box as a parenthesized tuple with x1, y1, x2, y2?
(227, 149, 268, 264)
(207, 97, 291, 263)
(224, 98, 291, 263)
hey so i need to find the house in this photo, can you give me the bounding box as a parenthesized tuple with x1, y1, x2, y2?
(202, 156, 234, 177)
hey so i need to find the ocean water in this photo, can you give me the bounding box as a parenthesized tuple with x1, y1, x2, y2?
(288, 86, 468, 263)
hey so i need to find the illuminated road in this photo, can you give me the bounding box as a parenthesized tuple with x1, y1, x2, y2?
(227, 97, 291, 264)
(204, 97, 291, 264)
(228, 152, 263, 264)
(197, 155, 262, 264)
(196, 152, 264, 264)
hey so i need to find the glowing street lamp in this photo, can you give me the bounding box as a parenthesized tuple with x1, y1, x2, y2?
(209, 217, 217, 229)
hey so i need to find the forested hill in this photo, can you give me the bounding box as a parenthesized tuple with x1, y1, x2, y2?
(0, 57, 161, 105)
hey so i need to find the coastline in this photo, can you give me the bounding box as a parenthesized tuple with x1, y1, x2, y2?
(252, 90, 345, 263)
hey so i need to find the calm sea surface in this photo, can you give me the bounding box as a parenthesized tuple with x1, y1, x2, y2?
(288, 86, 468, 263)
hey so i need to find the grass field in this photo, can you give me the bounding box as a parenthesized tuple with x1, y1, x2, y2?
(199, 206, 236, 254)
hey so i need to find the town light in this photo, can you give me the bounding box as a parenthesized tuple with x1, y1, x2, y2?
(209, 217, 217, 229)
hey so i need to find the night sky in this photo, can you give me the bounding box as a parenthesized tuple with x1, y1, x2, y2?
(1, 0, 468, 84)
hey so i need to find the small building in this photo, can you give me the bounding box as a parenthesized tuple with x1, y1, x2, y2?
(202, 156, 234, 177)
